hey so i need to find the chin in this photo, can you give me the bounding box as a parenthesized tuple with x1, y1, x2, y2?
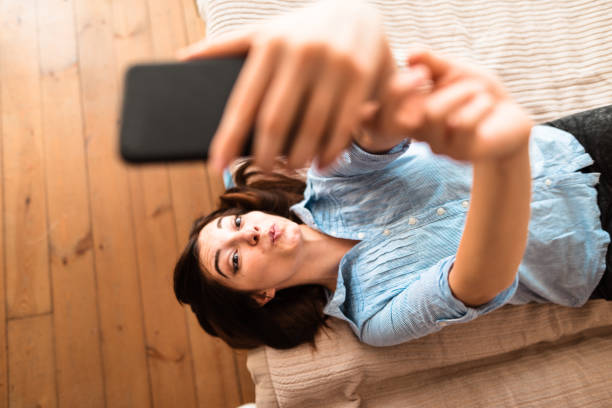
(283, 222, 302, 248)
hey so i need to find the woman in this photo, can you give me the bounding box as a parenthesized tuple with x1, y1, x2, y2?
(173, 0, 611, 349)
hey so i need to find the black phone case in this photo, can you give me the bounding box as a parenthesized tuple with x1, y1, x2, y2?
(119, 57, 252, 163)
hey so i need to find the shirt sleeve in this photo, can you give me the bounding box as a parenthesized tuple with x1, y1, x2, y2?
(310, 139, 411, 178)
(360, 255, 519, 347)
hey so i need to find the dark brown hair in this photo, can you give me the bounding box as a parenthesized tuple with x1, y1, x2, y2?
(173, 160, 330, 349)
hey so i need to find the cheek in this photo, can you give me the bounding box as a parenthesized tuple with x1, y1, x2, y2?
(244, 255, 271, 284)
(246, 252, 293, 286)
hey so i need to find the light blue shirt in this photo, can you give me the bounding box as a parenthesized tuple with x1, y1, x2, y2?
(288, 125, 610, 347)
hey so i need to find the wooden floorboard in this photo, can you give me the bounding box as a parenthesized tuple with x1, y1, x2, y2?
(1, 0, 51, 320)
(8, 315, 57, 408)
(129, 164, 198, 408)
(236, 349, 257, 403)
(37, 0, 106, 406)
(186, 312, 244, 408)
(111, 0, 199, 406)
(0, 0, 255, 406)
(73, 0, 152, 406)
(0, 78, 7, 408)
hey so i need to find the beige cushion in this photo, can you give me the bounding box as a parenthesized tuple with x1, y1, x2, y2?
(248, 301, 612, 407)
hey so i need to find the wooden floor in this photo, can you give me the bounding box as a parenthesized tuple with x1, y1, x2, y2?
(0, 0, 255, 406)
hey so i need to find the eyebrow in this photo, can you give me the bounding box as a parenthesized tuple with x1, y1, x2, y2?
(214, 216, 229, 279)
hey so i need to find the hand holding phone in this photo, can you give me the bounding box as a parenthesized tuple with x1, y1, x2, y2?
(178, 0, 395, 172)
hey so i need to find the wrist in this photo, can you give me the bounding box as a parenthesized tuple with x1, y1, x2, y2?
(473, 122, 532, 169)
(481, 140, 529, 166)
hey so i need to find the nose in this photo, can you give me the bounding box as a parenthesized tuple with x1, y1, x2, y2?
(236, 226, 259, 246)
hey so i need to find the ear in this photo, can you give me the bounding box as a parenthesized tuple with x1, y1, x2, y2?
(252, 289, 276, 306)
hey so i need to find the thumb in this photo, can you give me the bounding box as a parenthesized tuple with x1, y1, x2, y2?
(176, 29, 255, 61)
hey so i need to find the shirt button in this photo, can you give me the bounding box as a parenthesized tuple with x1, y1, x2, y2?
(357, 232, 365, 239)
(461, 201, 469, 208)
(383, 229, 390, 236)
(545, 178, 552, 186)
(408, 217, 417, 225)
(437, 207, 446, 216)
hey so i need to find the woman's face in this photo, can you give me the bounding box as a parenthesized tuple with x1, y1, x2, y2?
(197, 211, 303, 291)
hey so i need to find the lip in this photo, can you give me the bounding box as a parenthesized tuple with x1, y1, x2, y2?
(269, 224, 276, 244)
(269, 224, 281, 244)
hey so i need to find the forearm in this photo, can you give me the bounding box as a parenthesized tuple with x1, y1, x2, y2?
(449, 140, 532, 307)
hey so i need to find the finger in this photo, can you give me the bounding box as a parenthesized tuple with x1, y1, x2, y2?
(393, 92, 427, 135)
(287, 58, 341, 169)
(447, 92, 495, 131)
(407, 49, 452, 82)
(176, 29, 255, 61)
(443, 93, 493, 161)
(427, 80, 484, 120)
(375, 66, 430, 133)
(423, 80, 482, 154)
(356, 63, 427, 132)
(254, 47, 316, 171)
(318, 67, 372, 168)
(209, 41, 281, 172)
(366, 39, 397, 102)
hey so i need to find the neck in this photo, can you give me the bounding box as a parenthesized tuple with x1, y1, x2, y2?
(280, 225, 357, 292)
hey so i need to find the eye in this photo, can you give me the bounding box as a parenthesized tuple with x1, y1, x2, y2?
(232, 251, 240, 273)
(234, 215, 242, 229)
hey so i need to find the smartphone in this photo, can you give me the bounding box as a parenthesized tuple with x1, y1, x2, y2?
(118, 57, 252, 163)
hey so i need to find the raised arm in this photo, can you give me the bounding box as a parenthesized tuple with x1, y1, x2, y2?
(453, 136, 531, 305)
(397, 51, 533, 306)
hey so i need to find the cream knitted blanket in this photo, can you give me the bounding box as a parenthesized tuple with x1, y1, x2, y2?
(198, 0, 611, 124)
